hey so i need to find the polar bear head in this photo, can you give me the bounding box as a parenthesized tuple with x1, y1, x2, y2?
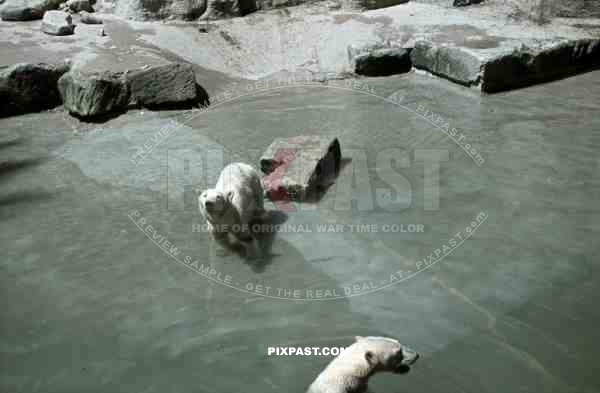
(198, 189, 233, 221)
(354, 336, 419, 375)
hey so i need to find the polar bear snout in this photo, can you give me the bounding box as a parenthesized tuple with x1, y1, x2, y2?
(203, 190, 227, 215)
(394, 346, 419, 374)
(402, 346, 419, 365)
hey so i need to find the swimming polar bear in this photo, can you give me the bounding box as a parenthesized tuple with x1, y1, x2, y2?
(198, 162, 266, 258)
(307, 336, 419, 393)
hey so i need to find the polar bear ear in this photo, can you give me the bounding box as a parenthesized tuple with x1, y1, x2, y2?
(364, 351, 375, 366)
(226, 190, 234, 204)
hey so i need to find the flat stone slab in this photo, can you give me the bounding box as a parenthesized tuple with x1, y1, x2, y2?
(411, 38, 600, 93)
(481, 39, 600, 93)
(260, 135, 341, 201)
(0, 62, 70, 117)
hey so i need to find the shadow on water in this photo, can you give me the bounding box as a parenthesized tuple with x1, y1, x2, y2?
(68, 108, 130, 124)
(249, 210, 290, 273)
(298, 157, 352, 204)
(0, 137, 53, 216)
(213, 209, 290, 273)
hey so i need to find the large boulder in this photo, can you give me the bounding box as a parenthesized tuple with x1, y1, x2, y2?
(0, 62, 70, 118)
(57, 62, 205, 118)
(0, 0, 63, 20)
(58, 70, 130, 118)
(126, 63, 198, 108)
(260, 135, 341, 202)
(42, 10, 75, 35)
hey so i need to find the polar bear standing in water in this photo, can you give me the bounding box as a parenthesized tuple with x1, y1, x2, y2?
(307, 336, 419, 393)
(198, 162, 266, 258)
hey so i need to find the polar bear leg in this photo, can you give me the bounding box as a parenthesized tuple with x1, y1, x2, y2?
(241, 236, 261, 259)
(211, 230, 233, 255)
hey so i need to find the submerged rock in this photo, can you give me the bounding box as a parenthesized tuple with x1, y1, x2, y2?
(0, 62, 70, 118)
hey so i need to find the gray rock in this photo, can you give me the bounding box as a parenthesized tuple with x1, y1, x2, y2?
(57, 63, 205, 118)
(65, 0, 93, 12)
(411, 38, 600, 93)
(0, 0, 62, 20)
(354, 48, 412, 77)
(260, 135, 341, 201)
(42, 10, 75, 35)
(0, 62, 70, 118)
(58, 70, 130, 118)
(79, 10, 102, 23)
(410, 41, 483, 87)
(481, 39, 600, 93)
(126, 63, 198, 108)
(453, 0, 483, 7)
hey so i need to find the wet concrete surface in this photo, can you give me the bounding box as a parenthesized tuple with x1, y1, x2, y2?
(1, 70, 599, 393)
